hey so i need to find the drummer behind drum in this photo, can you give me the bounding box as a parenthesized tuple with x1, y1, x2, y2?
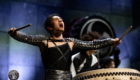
(101, 57, 115, 68)
(100, 47, 121, 68)
(70, 31, 101, 78)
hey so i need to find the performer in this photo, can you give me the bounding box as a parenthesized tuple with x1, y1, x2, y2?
(8, 14, 121, 80)
(71, 31, 101, 77)
(99, 47, 121, 68)
(101, 57, 115, 68)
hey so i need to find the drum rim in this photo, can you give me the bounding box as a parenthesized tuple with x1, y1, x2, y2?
(73, 68, 140, 79)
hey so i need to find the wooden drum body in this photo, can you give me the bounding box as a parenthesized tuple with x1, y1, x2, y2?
(73, 68, 140, 80)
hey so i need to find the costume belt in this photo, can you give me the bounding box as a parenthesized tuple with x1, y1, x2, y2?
(45, 69, 71, 80)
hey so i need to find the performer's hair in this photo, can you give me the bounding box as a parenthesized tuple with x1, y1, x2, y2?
(44, 14, 60, 34)
(80, 31, 101, 41)
(101, 57, 114, 68)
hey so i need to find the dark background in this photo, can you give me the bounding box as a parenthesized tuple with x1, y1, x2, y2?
(0, 0, 140, 80)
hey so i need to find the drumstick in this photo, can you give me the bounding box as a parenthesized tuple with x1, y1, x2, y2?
(15, 24, 31, 31)
(119, 26, 132, 40)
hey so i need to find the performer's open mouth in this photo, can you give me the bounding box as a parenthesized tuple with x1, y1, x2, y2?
(59, 23, 63, 28)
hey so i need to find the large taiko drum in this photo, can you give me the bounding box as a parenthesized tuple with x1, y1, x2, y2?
(73, 68, 140, 80)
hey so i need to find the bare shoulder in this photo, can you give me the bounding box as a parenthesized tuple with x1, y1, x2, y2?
(42, 40, 47, 46)
(65, 38, 75, 49)
(38, 40, 47, 53)
(65, 38, 74, 42)
(65, 38, 75, 43)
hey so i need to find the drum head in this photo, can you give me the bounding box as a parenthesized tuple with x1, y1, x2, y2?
(64, 15, 116, 59)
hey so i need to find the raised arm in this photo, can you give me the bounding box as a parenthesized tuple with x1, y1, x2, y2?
(8, 28, 48, 46)
(66, 38, 120, 50)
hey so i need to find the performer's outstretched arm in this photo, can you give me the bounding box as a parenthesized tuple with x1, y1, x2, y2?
(8, 28, 48, 46)
(67, 38, 120, 50)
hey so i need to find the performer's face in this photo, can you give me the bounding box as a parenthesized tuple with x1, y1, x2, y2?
(109, 61, 115, 68)
(106, 61, 115, 68)
(50, 16, 64, 33)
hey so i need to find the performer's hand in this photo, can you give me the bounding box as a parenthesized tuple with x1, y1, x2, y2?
(8, 28, 18, 36)
(113, 38, 121, 47)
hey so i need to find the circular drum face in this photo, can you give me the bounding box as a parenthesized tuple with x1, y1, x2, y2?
(65, 15, 116, 59)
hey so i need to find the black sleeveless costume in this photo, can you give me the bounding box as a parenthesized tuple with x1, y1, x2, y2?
(42, 39, 72, 80)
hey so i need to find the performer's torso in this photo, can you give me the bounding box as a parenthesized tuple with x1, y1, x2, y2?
(42, 41, 72, 71)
